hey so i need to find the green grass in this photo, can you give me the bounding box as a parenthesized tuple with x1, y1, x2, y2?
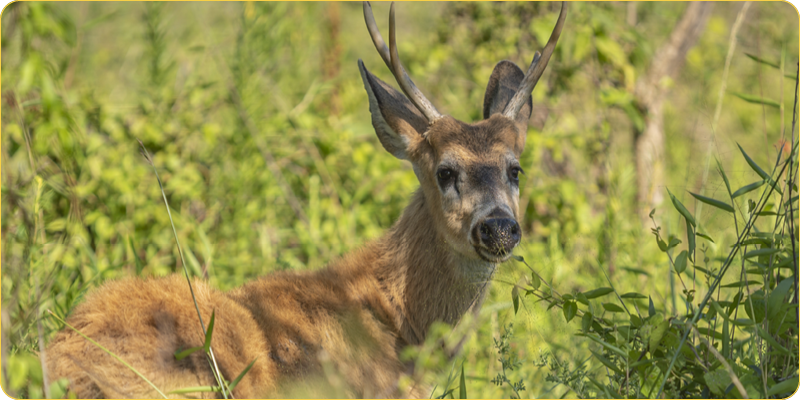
(1, 2, 798, 398)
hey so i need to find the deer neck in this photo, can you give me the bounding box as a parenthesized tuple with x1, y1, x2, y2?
(373, 189, 495, 346)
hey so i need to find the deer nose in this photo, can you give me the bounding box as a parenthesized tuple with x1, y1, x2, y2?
(476, 218, 521, 255)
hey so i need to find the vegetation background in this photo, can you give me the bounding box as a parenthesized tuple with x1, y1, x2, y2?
(1, 1, 797, 398)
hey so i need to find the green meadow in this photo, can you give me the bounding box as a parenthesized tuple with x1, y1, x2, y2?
(2, 2, 798, 398)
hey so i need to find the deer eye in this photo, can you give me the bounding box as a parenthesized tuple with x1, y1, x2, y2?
(437, 168, 456, 187)
(509, 166, 524, 182)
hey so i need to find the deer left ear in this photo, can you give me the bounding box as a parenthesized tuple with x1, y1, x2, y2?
(482, 60, 532, 140)
(358, 59, 428, 160)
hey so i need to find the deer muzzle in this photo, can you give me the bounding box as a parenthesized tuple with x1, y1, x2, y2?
(473, 215, 521, 261)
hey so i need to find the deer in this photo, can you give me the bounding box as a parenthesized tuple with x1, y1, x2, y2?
(46, 2, 567, 398)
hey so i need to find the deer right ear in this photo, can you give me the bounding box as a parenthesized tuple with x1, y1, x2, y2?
(482, 60, 532, 135)
(358, 59, 428, 160)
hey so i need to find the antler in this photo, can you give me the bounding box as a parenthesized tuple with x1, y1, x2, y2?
(503, 2, 568, 120)
(363, 1, 443, 124)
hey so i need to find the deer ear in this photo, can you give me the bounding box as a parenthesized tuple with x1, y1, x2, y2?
(358, 59, 428, 160)
(482, 60, 532, 136)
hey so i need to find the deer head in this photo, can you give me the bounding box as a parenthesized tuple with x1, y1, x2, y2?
(358, 2, 567, 264)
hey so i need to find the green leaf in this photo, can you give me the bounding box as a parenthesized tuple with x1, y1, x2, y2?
(737, 143, 783, 195)
(204, 310, 216, 353)
(229, 357, 258, 392)
(621, 292, 647, 299)
(621, 267, 650, 276)
(744, 52, 780, 69)
(688, 191, 734, 213)
(732, 92, 780, 108)
(722, 319, 729, 357)
(529, 272, 541, 291)
(563, 301, 578, 323)
(667, 189, 696, 227)
(743, 248, 780, 259)
(721, 280, 761, 288)
(727, 293, 743, 315)
(673, 250, 688, 274)
(767, 376, 799, 396)
(512, 286, 520, 315)
(583, 287, 614, 299)
(657, 238, 668, 251)
(686, 224, 695, 262)
(731, 180, 766, 198)
(511, 254, 524, 262)
(768, 278, 794, 321)
(737, 143, 771, 180)
(581, 312, 593, 333)
(459, 362, 467, 399)
(589, 349, 624, 375)
(174, 346, 203, 361)
(696, 232, 715, 243)
(167, 386, 220, 395)
(648, 296, 655, 318)
(648, 319, 669, 354)
(602, 303, 624, 313)
(668, 237, 682, 249)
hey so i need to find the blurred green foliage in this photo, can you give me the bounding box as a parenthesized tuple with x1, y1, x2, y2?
(1, 2, 797, 398)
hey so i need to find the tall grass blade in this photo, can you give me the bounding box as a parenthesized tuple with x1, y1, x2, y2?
(204, 310, 216, 353)
(167, 386, 220, 395)
(458, 362, 467, 399)
(229, 357, 258, 392)
(138, 141, 229, 399)
(688, 192, 734, 213)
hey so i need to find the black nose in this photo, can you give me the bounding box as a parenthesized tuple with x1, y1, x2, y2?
(476, 218, 521, 254)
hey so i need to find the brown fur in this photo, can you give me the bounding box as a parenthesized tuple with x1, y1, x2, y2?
(46, 6, 564, 397)
(46, 189, 500, 398)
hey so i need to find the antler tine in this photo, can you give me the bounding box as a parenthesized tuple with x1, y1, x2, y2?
(503, 1, 568, 120)
(363, 1, 443, 124)
(363, 2, 392, 71)
(388, 3, 443, 124)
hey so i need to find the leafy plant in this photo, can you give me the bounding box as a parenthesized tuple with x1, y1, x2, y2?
(515, 134, 798, 398)
(491, 324, 526, 399)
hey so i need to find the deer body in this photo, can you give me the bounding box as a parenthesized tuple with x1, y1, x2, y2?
(47, 189, 494, 398)
(46, 2, 566, 397)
